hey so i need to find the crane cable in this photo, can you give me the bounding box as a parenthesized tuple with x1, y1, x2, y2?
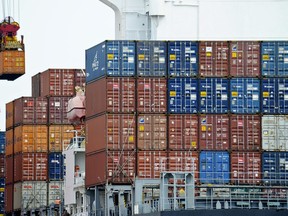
(1, 0, 20, 22)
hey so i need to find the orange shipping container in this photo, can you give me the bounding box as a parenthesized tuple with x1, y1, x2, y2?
(14, 125, 48, 154)
(0, 50, 25, 80)
(5, 129, 13, 156)
(49, 125, 74, 152)
(6, 101, 14, 130)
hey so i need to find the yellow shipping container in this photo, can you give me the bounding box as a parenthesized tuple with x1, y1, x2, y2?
(0, 50, 25, 80)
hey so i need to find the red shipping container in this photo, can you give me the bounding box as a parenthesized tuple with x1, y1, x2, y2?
(0, 155, 5, 178)
(86, 114, 136, 153)
(199, 114, 230, 150)
(6, 101, 13, 130)
(85, 150, 135, 187)
(5, 183, 13, 213)
(86, 77, 136, 118)
(168, 151, 199, 180)
(137, 151, 167, 179)
(5, 129, 13, 156)
(5, 156, 13, 184)
(48, 96, 70, 124)
(14, 153, 48, 182)
(199, 41, 229, 77)
(35, 97, 48, 124)
(74, 69, 86, 90)
(168, 114, 198, 150)
(229, 41, 260, 77)
(40, 68, 75, 97)
(137, 78, 167, 113)
(231, 152, 261, 185)
(138, 114, 167, 150)
(230, 115, 261, 151)
(31, 72, 41, 97)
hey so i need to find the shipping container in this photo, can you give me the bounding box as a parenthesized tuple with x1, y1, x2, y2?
(14, 125, 48, 154)
(199, 115, 229, 150)
(199, 78, 229, 113)
(168, 41, 198, 77)
(5, 184, 13, 213)
(86, 114, 136, 153)
(199, 151, 230, 184)
(48, 96, 70, 124)
(168, 151, 199, 180)
(262, 78, 288, 114)
(137, 41, 167, 77)
(0, 157, 4, 178)
(13, 181, 47, 210)
(74, 69, 86, 90)
(85, 150, 135, 186)
(230, 115, 261, 151)
(262, 115, 288, 151)
(0, 50, 25, 81)
(31, 72, 41, 97)
(231, 152, 261, 185)
(261, 41, 288, 76)
(5, 101, 13, 130)
(48, 181, 63, 205)
(168, 114, 198, 150)
(48, 153, 64, 180)
(229, 41, 260, 77)
(137, 151, 167, 179)
(5, 156, 13, 184)
(49, 125, 74, 152)
(137, 78, 167, 113)
(230, 78, 260, 113)
(199, 41, 229, 77)
(0, 178, 4, 188)
(138, 114, 167, 150)
(86, 40, 136, 83)
(5, 129, 13, 156)
(0, 132, 5, 154)
(14, 153, 47, 182)
(168, 78, 198, 113)
(262, 152, 288, 185)
(86, 77, 136, 118)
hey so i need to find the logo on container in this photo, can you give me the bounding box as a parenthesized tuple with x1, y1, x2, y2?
(92, 51, 99, 72)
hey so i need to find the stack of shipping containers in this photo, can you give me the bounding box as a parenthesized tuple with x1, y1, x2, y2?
(5, 69, 85, 215)
(0, 132, 5, 216)
(85, 40, 288, 210)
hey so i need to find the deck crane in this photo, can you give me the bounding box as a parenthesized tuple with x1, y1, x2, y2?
(0, 0, 25, 80)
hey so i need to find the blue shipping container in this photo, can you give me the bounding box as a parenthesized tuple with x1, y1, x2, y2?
(200, 151, 230, 184)
(230, 78, 260, 114)
(199, 78, 229, 113)
(0, 132, 4, 154)
(168, 41, 198, 77)
(0, 178, 4, 188)
(137, 41, 167, 77)
(262, 152, 288, 186)
(261, 41, 288, 76)
(262, 78, 288, 114)
(168, 78, 198, 113)
(86, 40, 136, 83)
(49, 153, 64, 180)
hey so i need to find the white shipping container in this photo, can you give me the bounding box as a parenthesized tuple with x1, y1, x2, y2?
(262, 116, 288, 151)
(48, 181, 64, 205)
(13, 181, 47, 210)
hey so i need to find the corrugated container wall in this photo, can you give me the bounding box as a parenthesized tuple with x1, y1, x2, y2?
(137, 41, 167, 77)
(229, 41, 260, 77)
(199, 115, 229, 150)
(262, 78, 288, 114)
(199, 78, 229, 113)
(5, 156, 13, 184)
(262, 115, 288, 151)
(49, 125, 74, 152)
(231, 152, 261, 185)
(5, 129, 13, 157)
(168, 78, 198, 113)
(48, 181, 64, 206)
(48, 96, 70, 124)
(4, 184, 13, 213)
(230, 78, 260, 113)
(199, 41, 229, 77)
(137, 78, 167, 113)
(85, 40, 136, 83)
(168, 114, 198, 150)
(86, 77, 136, 118)
(31, 73, 41, 97)
(261, 41, 288, 77)
(86, 114, 136, 154)
(168, 41, 198, 77)
(48, 153, 64, 180)
(137, 114, 167, 150)
(230, 115, 261, 151)
(85, 151, 135, 186)
(262, 152, 288, 185)
(199, 151, 230, 184)
(6, 101, 13, 130)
